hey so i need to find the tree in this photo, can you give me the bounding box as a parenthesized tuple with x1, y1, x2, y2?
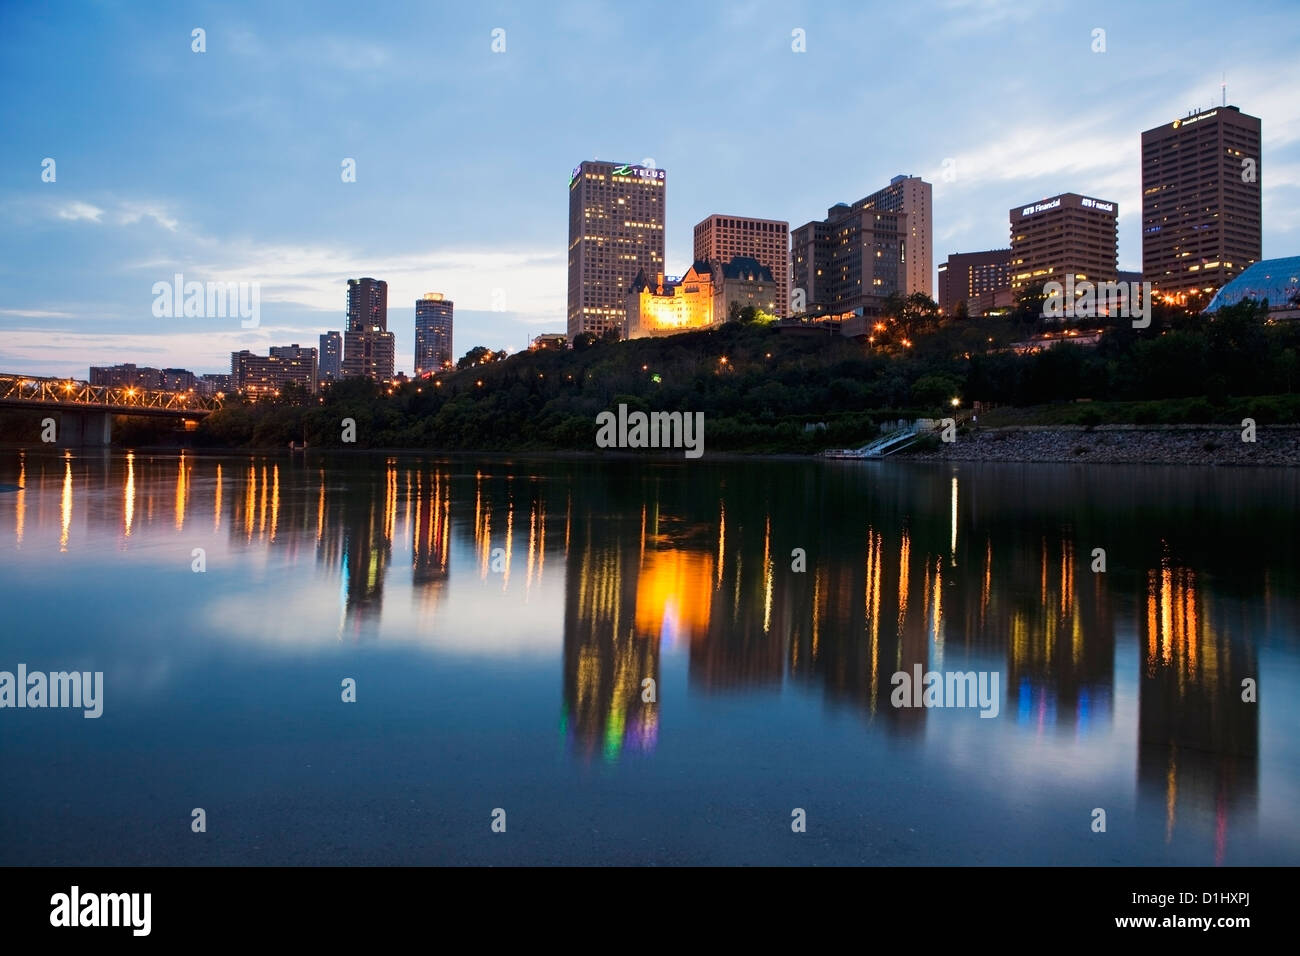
(911, 373, 962, 410)
(572, 332, 597, 352)
(458, 346, 494, 370)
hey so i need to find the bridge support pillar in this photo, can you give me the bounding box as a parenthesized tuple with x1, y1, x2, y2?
(56, 410, 113, 447)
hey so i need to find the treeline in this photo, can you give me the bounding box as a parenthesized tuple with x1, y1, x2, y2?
(47, 297, 1251, 452)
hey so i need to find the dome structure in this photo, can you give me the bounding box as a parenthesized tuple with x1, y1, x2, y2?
(1205, 257, 1300, 317)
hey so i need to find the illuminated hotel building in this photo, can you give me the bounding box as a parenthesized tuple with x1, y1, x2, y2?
(625, 257, 778, 338)
(625, 263, 715, 339)
(414, 293, 454, 375)
(693, 215, 790, 317)
(791, 174, 932, 316)
(937, 249, 1011, 315)
(343, 277, 396, 381)
(567, 160, 666, 340)
(1141, 105, 1262, 301)
(1009, 193, 1119, 295)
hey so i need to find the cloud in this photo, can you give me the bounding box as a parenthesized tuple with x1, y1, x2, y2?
(56, 201, 104, 223)
(47, 198, 180, 232)
(133, 239, 568, 320)
(0, 308, 77, 319)
(117, 202, 179, 232)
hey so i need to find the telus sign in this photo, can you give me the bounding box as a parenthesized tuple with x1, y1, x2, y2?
(611, 164, 665, 180)
(570, 163, 666, 186)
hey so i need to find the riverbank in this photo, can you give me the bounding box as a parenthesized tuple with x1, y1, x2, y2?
(899, 424, 1300, 466)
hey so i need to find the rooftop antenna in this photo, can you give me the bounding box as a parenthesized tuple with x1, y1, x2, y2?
(1221, 73, 1226, 107)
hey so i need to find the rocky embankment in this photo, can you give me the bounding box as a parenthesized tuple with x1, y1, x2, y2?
(900, 424, 1300, 466)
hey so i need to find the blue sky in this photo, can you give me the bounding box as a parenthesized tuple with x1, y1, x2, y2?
(2, 0, 1297, 376)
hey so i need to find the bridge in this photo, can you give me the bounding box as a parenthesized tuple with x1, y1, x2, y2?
(0, 373, 223, 446)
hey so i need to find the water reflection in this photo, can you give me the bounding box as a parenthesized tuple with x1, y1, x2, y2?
(2, 449, 1296, 861)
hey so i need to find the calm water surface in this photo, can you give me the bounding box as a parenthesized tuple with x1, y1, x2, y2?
(1, 449, 1297, 865)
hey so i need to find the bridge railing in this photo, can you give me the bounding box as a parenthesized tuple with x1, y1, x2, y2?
(0, 373, 224, 413)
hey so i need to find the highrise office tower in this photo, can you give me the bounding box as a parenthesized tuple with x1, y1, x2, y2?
(1141, 105, 1262, 301)
(414, 293, 454, 375)
(319, 331, 342, 382)
(1009, 194, 1118, 295)
(790, 174, 932, 316)
(567, 160, 666, 340)
(342, 277, 395, 381)
(693, 215, 790, 317)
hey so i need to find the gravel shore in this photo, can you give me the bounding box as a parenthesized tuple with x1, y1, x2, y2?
(899, 424, 1300, 466)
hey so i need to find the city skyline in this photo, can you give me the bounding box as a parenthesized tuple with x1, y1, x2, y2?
(2, 0, 1298, 377)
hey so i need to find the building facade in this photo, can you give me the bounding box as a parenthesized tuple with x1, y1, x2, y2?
(713, 256, 779, 319)
(414, 293, 454, 375)
(937, 249, 1011, 315)
(567, 160, 666, 340)
(1009, 193, 1119, 296)
(625, 264, 716, 339)
(1141, 105, 1262, 301)
(342, 277, 395, 380)
(319, 331, 342, 382)
(230, 346, 318, 397)
(791, 175, 932, 317)
(196, 373, 232, 397)
(89, 363, 162, 389)
(693, 215, 789, 317)
(269, 344, 318, 393)
(530, 333, 568, 351)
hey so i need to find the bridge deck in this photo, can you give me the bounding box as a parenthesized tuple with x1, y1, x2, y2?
(0, 374, 222, 417)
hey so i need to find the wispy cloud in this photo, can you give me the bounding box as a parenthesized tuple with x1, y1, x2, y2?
(56, 201, 104, 223)
(0, 308, 78, 318)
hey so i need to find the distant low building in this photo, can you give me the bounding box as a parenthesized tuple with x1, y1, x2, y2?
(196, 373, 232, 397)
(231, 344, 318, 397)
(530, 333, 568, 351)
(89, 363, 198, 391)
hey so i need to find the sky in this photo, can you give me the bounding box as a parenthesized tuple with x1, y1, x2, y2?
(1, 0, 1298, 377)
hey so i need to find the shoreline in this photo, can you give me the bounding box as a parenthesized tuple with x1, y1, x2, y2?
(897, 424, 1300, 467)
